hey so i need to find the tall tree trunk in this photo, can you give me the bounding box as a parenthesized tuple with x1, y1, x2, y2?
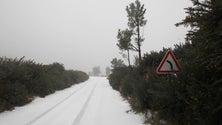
(127, 49, 131, 66)
(137, 23, 142, 63)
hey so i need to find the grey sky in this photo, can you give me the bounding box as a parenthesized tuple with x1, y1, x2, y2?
(0, 0, 192, 73)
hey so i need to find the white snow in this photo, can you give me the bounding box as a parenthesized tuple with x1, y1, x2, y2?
(0, 77, 144, 125)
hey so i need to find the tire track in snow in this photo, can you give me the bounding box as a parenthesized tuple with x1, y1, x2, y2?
(72, 82, 98, 125)
(25, 82, 88, 125)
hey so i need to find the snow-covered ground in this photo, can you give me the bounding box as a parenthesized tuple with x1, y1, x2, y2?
(0, 77, 144, 125)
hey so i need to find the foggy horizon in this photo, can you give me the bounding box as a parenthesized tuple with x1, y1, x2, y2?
(0, 0, 192, 73)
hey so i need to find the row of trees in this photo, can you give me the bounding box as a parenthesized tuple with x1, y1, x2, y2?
(117, 0, 147, 66)
(90, 66, 111, 76)
(0, 57, 89, 112)
(109, 0, 222, 125)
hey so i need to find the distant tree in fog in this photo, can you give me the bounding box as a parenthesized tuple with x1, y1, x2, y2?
(92, 66, 101, 76)
(105, 67, 111, 76)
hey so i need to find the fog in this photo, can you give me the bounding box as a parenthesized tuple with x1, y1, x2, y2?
(0, 0, 192, 73)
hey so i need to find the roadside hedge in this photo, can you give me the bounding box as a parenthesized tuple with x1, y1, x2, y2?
(0, 57, 89, 112)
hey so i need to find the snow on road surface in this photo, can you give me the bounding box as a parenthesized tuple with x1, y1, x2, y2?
(0, 77, 144, 125)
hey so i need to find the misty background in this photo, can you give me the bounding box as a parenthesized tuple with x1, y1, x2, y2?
(0, 0, 191, 74)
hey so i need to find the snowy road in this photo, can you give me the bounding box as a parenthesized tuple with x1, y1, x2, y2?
(0, 77, 143, 125)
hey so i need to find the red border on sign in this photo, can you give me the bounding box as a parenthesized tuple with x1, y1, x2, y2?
(156, 50, 181, 74)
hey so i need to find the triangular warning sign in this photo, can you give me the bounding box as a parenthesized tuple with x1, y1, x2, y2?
(156, 50, 181, 74)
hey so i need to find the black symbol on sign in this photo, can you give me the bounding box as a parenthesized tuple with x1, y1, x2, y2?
(167, 60, 173, 70)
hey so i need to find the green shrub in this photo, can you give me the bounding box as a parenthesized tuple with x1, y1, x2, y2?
(0, 57, 89, 112)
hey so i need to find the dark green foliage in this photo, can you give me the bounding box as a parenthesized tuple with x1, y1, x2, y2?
(109, 0, 221, 124)
(108, 58, 152, 113)
(0, 83, 29, 108)
(67, 70, 89, 83)
(0, 57, 89, 112)
(173, 0, 222, 124)
(109, 58, 127, 91)
(125, 68, 151, 113)
(108, 67, 128, 91)
(117, 29, 133, 66)
(117, 29, 133, 51)
(110, 58, 126, 69)
(126, 0, 147, 29)
(109, 39, 221, 124)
